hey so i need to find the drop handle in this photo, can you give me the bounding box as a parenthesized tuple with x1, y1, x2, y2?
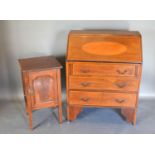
(115, 99, 125, 103)
(80, 69, 90, 73)
(115, 81, 127, 88)
(80, 97, 90, 102)
(117, 69, 128, 75)
(80, 82, 91, 87)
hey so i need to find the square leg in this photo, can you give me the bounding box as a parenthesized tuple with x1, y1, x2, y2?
(121, 108, 137, 125)
(58, 105, 63, 123)
(67, 105, 83, 121)
(28, 109, 33, 129)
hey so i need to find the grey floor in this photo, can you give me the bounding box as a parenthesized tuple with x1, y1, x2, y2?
(0, 98, 155, 134)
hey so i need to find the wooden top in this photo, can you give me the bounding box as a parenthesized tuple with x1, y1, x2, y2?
(67, 30, 142, 64)
(69, 30, 141, 36)
(19, 56, 62, 72)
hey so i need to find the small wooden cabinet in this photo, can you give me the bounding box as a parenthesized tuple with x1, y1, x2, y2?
(66, 30, 142, 124)
(19, 56, 62, 129)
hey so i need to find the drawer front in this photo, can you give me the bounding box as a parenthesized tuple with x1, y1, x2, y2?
(69, 76, 139, 92)
(69, 91, 137, 107)
(73, 62, 136, 77)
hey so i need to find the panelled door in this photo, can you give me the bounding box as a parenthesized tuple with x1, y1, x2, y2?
(29, 70, 58, 109)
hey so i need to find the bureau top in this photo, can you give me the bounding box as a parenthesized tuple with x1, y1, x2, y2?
(67, 30, 142, 64)
(19, 56, 62, 72)
(69, 30, 141, 36)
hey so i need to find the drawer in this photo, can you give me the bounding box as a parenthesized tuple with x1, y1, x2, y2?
(73, 62, 136, 77)
(69, 76, 139, 92)
(69, 91, 137, 107)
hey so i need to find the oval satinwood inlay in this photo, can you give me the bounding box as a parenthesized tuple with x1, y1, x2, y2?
(82, 41, 127, 56)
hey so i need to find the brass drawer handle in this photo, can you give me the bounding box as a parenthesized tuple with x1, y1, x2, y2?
(117, 69, 128, 75)
(115, 99, 125, 103)
(80, 69, 90, 73)
(80, 97, 90, 102)
(80, 82, 91, 87)
(115, 82, 127, 88)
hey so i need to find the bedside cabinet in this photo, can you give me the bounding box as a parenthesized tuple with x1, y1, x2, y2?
(19, 56, 63, 129)
(66, 30, 142, 125)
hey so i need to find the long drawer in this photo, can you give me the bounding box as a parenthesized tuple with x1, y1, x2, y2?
(73, 62, 137, 77)
(69, 91, 137, 107)
(69, 76, 139, 92)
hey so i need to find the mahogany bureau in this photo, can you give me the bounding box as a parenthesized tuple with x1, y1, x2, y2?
(19, 56, 63, 129)
(66, 30, 142, 124)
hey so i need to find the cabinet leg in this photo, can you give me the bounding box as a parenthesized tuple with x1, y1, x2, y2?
(67, 105, 83, 121)
(58, 105, 63, 123)
(28, 110, 33, 130)
(121, 108, 137, 125)
(26, 103, 28, 115)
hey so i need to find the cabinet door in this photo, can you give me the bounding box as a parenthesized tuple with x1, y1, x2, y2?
(29, 70, 58, 109)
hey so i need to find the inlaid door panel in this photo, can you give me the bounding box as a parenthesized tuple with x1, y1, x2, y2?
(29, 70, 57, 108)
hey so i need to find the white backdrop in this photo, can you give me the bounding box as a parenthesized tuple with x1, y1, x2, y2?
(0, 20, 154, 100)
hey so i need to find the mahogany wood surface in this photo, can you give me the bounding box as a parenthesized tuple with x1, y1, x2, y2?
(66, 30, 142, 124)
(69, 91, 137, 107)
(73, 62, 137, 77)
(19, 56, 63, 129)
(67, 30, 142, 63)
(69, 76, 139, 92)
(19, 56, 62, 71)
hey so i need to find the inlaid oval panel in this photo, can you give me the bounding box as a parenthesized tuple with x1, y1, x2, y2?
(82, 41, 127, 56)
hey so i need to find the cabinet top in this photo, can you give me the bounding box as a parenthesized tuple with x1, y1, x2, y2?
(18, 56, 62, 72)
(67, 30, 142, 64)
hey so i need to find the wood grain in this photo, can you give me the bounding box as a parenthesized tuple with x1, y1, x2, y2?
(69, 91, 137, 107)
(69, 76, 139, 92)
(19, 56, 63, 129)
(67, 30, 142, 63)
(73, 62, 136, 77)
(19, 56, 62, 71)
(82, 41, 127, 56)
(66, 30, 142, 124)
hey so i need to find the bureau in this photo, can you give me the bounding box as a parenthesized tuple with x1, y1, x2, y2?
(66, 30, 142, 125)
(19, 56, 62, 129)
